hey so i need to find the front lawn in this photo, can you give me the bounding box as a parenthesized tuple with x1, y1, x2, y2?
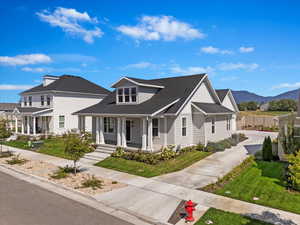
(195, 208, 271, 225)
(3, 140, 31, 150)
(203, 159, 300, 214)
(37, 138, 71, 159)
(96, 150, 211, 177)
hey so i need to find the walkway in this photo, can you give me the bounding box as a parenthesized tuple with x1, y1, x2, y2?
(154, 130, 278, 188)
(3, 131, 300, 225)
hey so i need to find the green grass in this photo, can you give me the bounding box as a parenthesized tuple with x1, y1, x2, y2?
(37, 138, 71, 159)
(3, 140, 31, 150)
(239, 111, 291, 117)
(96, 150, 211, 177)
(211, 160, 300, 214)
(195, 208, 271, 225)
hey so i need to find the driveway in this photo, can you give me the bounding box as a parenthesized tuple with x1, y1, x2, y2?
(0, 171, 133, 225)
(154, 130, 278, 189)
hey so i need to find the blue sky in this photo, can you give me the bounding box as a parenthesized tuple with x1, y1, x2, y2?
(0, 0, 300, 102)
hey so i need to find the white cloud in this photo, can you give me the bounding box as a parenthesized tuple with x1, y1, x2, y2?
(117, 15, 204, 41)
(0, 84, 33, 90)
(0, 54, 51, 66)
(124, 62, 153, 69)
(37, 7, 103, 43)
(21, 67, 46, 72)
(170, 65, 214, 75)
(201, 46, 233, 55)
(218, 63, 258, 71)
(239, 46, 254, 53)
(272, 82, 300, 89)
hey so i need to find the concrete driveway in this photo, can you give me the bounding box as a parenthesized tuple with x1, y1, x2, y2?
(154, 130, 278, 189)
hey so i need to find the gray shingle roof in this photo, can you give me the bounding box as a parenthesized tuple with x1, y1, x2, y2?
(215, 89, 230, 102)
(21, 75, 110, 95)
(76, 74, 207, 115)
(17, 107, 49, 113)
(192, 102, 234, 114)
(0, 103, 20, 112)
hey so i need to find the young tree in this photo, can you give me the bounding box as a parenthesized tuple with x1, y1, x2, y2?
(0, 119, 12, 154)
(287, 151, 300, 191)
(262, 136, 273, 161)
(64, 133, 93, 175)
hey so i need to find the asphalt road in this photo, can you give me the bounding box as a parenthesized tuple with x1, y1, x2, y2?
(0, 171, 133, 225)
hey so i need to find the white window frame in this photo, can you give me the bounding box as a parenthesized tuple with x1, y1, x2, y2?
(152, 118, 159, 137)
(28, 96, 32, 106)
(116, 86, 138, 104)
(104, 117, 115, 133)
(59, 115, 65, 128)
(226, 116, 231, 131)
(182, 117, 187, 136)
(212, 117, 216, 134)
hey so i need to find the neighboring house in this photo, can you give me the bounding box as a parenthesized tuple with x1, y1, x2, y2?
(260, 102, 270, 111)
(13, 75, 110, 136)
(0, 103, 20, 129)
(75, 74, 239, 152)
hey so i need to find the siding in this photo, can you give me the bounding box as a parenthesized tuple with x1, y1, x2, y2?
(222, 94, 235, 111)
(192, 110, 206, 145)
(205, 115, 232, 143)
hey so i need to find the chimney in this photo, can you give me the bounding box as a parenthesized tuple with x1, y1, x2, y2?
(43, 75, 59, 87)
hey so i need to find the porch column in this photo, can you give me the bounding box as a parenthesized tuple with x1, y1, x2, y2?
(27, 116, 30, 135)
(117, 118, 121, 146)
(15, 116, 18, 133)
(21, 116, 24, 134)
(33, 116, 36, 135)
(99, 117, 105, 144)
(82, 116, 86, 132)
(164, 117, 168, 146)
(147, 118, 153, 151)
(142, 118, 147, 150)
(95, 117, 100, 144)
(121, 117, 127, 148)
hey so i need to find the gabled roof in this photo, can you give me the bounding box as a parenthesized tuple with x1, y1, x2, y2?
(21, 75, 110, 95)
(215, 89, 230, 102)
(14, 107, 53, 115)
(76, 74, 207, 116)
(192, 102, 234, 114)
(0, 103, 20, 112)
(111, 77, 165, 89)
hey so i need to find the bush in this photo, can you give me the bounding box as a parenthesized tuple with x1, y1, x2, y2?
(287, 151, 300, 191)
(6, 154, 28, 165)
(195, 143, 205, 151)
(111, 147, 125, 157)
(262, 136, 273, 161)
(50, 165, 79, 179)
(80, 175, 103, 190)
(0, 119, 12, 139)
(160, 146, 176, 160)
(17, 135, 30, 141)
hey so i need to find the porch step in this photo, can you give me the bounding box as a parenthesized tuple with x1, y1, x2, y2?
(83, 151, 110, 163)
(95, 144, 117, 155)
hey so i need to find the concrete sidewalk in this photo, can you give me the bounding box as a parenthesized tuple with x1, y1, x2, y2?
(3, 131, 300, 225)
(154, 130, 278, 188)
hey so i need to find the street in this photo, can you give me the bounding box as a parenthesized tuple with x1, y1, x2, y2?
(0, 171, 133, 225)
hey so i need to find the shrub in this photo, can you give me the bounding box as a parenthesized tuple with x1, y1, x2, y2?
(111, 147, 125, 157)
(6, 154, 27, 165)
(195, 143, 205, 151)
(160, 146, 176, 160)
(17, 135, 30, 141)
(205, 142, 226, 152)
(179, 146, 195, 154)
(287, 151, 300, 191)
(262, 136, 273, 161)
(80, 175, 103, 190)
(50, 165, 78, 179)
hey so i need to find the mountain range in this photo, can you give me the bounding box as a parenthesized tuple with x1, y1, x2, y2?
(232, 88, 300, 104)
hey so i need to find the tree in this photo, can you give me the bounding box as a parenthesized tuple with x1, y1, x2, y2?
(238, 101, 258, 111)
(0, 119, 12, 154)
(262, 136, 273, 161)
(268, 99, 297, 112)
(287, 151, 300, 191)
(64, 132, 93, 175)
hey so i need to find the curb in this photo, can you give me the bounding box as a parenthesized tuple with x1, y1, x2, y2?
(0, 163, 170, 225)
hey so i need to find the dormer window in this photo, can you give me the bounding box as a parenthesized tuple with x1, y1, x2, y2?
(117, 87, 138, 104)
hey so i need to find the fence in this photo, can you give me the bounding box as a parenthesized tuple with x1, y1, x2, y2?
(237, 114, 279, 130)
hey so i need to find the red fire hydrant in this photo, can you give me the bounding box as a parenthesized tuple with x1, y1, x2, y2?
(185, 200, 196, 222)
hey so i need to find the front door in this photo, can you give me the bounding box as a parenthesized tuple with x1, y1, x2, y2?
(126, 120, 131, 142)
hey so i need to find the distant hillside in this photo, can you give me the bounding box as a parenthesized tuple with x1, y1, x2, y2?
(232, 88, 300, 103)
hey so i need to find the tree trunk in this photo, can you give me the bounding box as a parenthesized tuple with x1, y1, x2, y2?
(74, 160, 77, 175)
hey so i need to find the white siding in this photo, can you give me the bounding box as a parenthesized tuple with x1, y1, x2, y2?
(205, 115, 232, 143)
(138, 86, 158, 103)
(21, 93, 53, 108)
(222, 94, 235, 111)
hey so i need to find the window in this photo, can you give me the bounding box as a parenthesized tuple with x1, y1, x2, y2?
(24, 97, 27, 106)
(104, 117, 114, 133)
(117, 87, 138, 103)
(59, 116, 65, 128)
(212, 117, 215, 134)
(226, 116, 231, 131)
(41, 96, 44, 106)
(152, 118, 159, 137)
(182, 117, 187, 136)
(29, 96, 32, 106)
(47, 96, 51, 106)
(124, 88, 130, 102)
(117, 88, 123, 103)
(131, 87, 137, 102)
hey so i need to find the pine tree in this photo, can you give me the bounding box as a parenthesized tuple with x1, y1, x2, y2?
(262, 136, 273, 161)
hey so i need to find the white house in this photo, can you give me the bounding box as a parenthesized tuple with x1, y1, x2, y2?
(75, 74, 239, 152)
(13, 75, 110, 136)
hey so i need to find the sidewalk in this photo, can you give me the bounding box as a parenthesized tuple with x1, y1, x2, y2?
(3, 141, 300, 225)
(154, 130, 278, 188)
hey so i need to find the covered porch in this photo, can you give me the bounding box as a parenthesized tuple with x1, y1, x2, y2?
(13, 107, 53, 136)
(83, 115, 168, 152)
